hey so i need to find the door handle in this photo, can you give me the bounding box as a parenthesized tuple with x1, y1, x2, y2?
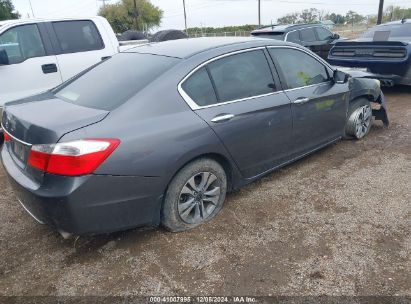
(101, 56, 111, 61)
(41, 64, 58, 74)
(211, 114, 235, 123)
(293, 97, 310, 104)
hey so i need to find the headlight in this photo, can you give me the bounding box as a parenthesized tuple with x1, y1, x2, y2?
(375, 79, 381, 88)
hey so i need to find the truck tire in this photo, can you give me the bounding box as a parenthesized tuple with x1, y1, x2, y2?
(119, 30, 146, 41)
(150, 30, 188, 42)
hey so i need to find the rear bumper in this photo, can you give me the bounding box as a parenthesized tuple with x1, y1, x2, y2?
(1, 145, 164, 235)
(328, 58, 411, 85)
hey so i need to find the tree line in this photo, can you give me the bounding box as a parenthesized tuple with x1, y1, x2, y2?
(0, 0, 19, 21)
(277, 6, 411, 25)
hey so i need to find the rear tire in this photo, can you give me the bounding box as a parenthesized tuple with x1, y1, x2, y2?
(344, 98, 373, 140)
(161, 158, 227, 232)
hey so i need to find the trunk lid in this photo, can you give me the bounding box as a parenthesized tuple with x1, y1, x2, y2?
(1, 92, 108, 174)
(2, 92, 109, 145)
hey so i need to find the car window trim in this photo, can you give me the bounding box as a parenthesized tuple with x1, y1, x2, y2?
(0, 23, 49, 65)
(178, 47, 281, 110)
(285, 26, 325, 42)
(266, 45, 334, 91)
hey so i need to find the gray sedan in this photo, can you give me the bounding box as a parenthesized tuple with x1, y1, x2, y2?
(0, 37, 388, 236)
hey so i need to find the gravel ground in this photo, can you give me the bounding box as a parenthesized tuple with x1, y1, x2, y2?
(0, 86, 410, 297)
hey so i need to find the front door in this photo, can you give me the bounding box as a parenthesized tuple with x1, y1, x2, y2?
(268, 47, 349, 156)
(180, 49, 293, 178)
(0, 23, 62, 105)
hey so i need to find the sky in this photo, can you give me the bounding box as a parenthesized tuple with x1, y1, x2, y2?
(12, 0, 411, 30)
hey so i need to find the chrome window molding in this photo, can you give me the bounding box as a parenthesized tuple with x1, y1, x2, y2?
(266, 45, 334, 90)
(178, 45, 335, 110)
(178, 47, 277, 111)
(284, 26, 331, 43)
(0, 123, 32, 146)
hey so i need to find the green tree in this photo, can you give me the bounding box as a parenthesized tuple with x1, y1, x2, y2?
(99, 0, 162, 33)
(0, 0, 20, 21)
(327, 13, 346, 25)
(300, 8, 319, 23)
(346, 10, 365, 25)
(277, 12, 300, 24)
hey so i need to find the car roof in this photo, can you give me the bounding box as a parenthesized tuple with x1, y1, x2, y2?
(373, 19, 411, 27)
(252, 23, 323, 34)
(0, 16, 104, 27)
(125, 37, 291, 59)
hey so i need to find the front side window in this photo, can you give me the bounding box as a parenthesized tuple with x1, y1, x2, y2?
(286, 31, 301, 43)
(207, 50, 275, 103)
(181, 67, 218, 107)
(0, 24, 46, 64)
(316, 27, 333, 41)
(269, 48, 329, 89)
(300, 28, 317, 42)
(52, 20, 104, 54)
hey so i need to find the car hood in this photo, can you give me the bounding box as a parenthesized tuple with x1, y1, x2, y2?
(2, 92, 109, 144)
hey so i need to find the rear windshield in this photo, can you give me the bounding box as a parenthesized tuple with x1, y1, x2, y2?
(54, 53, 179, 111)
(362, 24, 411, 39)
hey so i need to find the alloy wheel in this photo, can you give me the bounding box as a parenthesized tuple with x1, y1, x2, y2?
(178, 172, 221, 224)
(354, 105, 372, 139)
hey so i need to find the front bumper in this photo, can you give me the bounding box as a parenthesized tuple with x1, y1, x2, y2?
(1, 145, 164, 235)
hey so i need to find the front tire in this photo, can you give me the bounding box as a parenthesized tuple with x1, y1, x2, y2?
(161, 158, 227, 232)
(344, 98, 373, 140)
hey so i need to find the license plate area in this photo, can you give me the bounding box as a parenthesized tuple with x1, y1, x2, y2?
(9, 138, 30, 165)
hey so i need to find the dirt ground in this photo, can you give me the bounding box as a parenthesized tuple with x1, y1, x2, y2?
(0, 86, 410, 298)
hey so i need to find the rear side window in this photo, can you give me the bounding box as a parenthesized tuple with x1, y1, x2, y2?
(316, 27, 332, 40)
(181, 67, 218, 107)
(286, 31, 301, 43)
(269, 48, 329, 89)
(0, 24, 46, 64)
(300, 28, 317, 42)
(55, 53, 179, 110)
(52, 20, 104, 54)
(207, 50, 275, 103)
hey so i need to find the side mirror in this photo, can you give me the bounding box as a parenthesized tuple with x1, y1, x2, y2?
(331, 33, 340, 40)
(333, 69, 349, 84)
(0, 49, 9, 65)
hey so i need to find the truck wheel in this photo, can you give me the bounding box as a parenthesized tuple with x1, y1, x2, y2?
(161, 158, 227, 232)
(150, 30, 188, 42)
(119, 30, 146, 41)
(344, 98, 373, 139)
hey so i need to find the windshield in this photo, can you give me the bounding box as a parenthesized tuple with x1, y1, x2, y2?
(55, 53, 179, 111)
(361, 23, 411, 39)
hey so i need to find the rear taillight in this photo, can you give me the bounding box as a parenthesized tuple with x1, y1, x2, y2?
(3, 132, 10, 142)
(27, 139, 120, 176)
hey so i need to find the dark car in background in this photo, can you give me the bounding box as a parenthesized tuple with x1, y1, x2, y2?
(251, 24, 341, 60)
(328, 19, 411, 86)
(1, 37, 388, 237)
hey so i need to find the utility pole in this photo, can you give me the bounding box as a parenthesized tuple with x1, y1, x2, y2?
(28, 0, 35, 18)
(98, 0, 107, 9)
(258, 0, 261, 28)
(377, 0, 384, 24)
(183, 0, 188, 33)
(133, 0, 139, 30)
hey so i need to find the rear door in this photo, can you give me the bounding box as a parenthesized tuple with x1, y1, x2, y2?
(48, 20, 115, 81)
(268, 47, 349, 156)
(180, 48, 293, 178)
(0, 23, 63, 105)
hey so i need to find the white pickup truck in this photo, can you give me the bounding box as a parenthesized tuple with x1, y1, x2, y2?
(0, 16, 146, 118)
